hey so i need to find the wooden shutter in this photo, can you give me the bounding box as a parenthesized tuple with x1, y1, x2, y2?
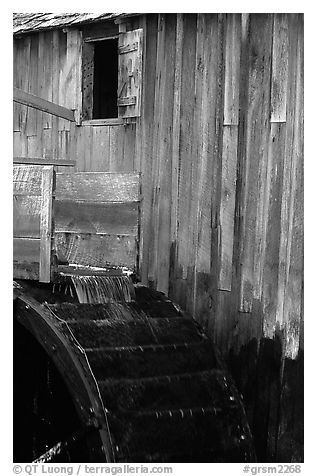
(118, 29, 143, 118)
(82, 42, 94, 120)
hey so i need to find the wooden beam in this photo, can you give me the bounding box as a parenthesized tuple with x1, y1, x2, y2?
(39, 166, 54, 283)
(14, 157, 76, 167)
(81, 119, 124, 127)
(55, 172, 141, 203)
(54, 200, 139, 235)
(13, 87, 75, 122)
(13, 164, 43, 196)
(55, 232, 137, 270)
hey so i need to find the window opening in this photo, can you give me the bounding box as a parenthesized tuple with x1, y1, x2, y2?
(93, 39, 118, 119)
(82, 38, 118, 120)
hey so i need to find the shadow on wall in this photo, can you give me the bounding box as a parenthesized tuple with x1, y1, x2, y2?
(228, 336, 303, 462)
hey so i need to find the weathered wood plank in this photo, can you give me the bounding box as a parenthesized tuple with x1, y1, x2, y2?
(26, 135, 41, 159)
(123, 123, 136, 172)
(218, 126, 239, 291)
(109, 126, 124, 172)
(13, 165, 43, 195)
(14, 87, 75, 122)
(81, 119, 124, 127)
(261, 123, 286, 338)
(170, 13, 183, 249)
(276, 14, 297, 331)
(13, 37, 24, 132)
(57, 130, 71, 162)
(69, 122, 78, 170)
(132, 19, 142, 175)
(217, 15, 241, 291)
(66, 29, 82, 124)
(73, 126, 92, 172)
(13, 195, 41, 238)
(276, 15, 302, 340)
(279, 15, 303, 359)
(13, 102, 21, 132)
(189, 13, 205, 316)
(72, 125, 85, 171)
(36, 31, 46, 149)
(58, 32, 72, 132)
(39, 166, 54, 282)
(139, 14, 158, 284)
(18, 37, 31, 136)
(42, 31, 54, 130)
(57, 30, 69, 132)
(13, 166, 55, 281)
(55, 232, 137, 269)
(193, 14, 218, 325)
(51, 30, 60, 157)
(223, 14, 241, 126)
(239, 14, 273, 312)
(166, 13, 183, 300)
(54, 201, 139, 235)
(81, 41, 94, 122)
(13, 237, 40, 264)
(84, 126, 93, 172)
(208, 14, 227, 336)
(154, 14, 176, 295)
(270, 14, 289, 123)
(147, 14, 166, 286)
(14, 157, 76, 166)
(201, 14, 226, 335)
(55, 172, 140, 202)
(26, 33, 39, 137)
(13, 132, 27, 157)
(90, 126, 110, 172)
(176, 14, 197, 304)
(42, 127, 53, 157)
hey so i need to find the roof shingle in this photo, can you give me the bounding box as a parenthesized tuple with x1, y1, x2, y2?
(13, 13, 126, 35)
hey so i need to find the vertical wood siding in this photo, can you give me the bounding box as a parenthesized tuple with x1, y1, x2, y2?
(138, 13, 303, 363)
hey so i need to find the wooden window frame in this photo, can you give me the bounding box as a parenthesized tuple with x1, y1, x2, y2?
(82, 36, 120, 123)
(81, 24, 143, 124)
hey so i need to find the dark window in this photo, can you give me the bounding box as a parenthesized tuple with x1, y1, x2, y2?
(93, 39, 118, 119)
(82, 38, 118, 120)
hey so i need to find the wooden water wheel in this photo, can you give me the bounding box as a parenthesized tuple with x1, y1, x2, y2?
(14, 280, 255, 462)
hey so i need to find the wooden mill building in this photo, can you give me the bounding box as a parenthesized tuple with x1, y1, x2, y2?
(13, 13, 304, 462)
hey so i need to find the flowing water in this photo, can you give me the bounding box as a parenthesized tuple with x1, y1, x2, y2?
(51, 273, 144, 323)
(68, 274, 134, 304)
